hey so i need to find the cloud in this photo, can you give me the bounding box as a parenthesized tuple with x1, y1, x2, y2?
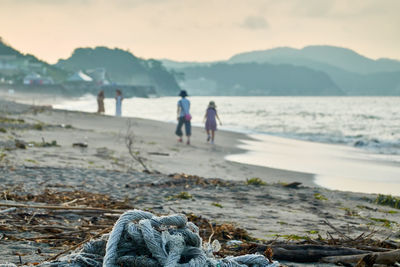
(241, 16, 269, 30)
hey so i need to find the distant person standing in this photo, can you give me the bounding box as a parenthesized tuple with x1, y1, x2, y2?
(97, 90, 105, 114)
(115, 89, 123, 117)
(203, 101, 222, 144)
(175, 90, 191, 145)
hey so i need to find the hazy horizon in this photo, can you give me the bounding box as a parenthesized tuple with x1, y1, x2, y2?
(1, 0, 400, 63)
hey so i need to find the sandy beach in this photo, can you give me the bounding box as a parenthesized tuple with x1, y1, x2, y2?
(0, 98, 399, 265)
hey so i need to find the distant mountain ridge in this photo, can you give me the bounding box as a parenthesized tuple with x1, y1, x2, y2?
(161, 45, 400, 96)
(228, 45, 400, 74)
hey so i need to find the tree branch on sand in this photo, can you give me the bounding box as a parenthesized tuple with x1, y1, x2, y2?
(125, 120, 149, 172)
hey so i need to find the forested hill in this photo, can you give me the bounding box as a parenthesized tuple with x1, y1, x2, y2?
(182, 63, 343, 96)
(0, 38, 68, 82)
(57, 47, 181, 95)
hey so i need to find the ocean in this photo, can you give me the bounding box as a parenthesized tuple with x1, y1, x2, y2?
(52, 95, 400, 195)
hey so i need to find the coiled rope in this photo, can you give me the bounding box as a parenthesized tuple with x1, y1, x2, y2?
(4, 210, 279, 266)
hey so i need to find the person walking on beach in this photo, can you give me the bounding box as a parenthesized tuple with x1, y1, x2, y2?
(175, 90, 191, 145)
(115, 89, 123, 117)
(204, 101, 222, 144)
(97, 90, 105, 114)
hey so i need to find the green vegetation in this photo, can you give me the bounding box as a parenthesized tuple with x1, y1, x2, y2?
(375, 194, 400, 209)
(0, 116, 24, 124)
(307, 230, 319, 234)
(369, 217, 397, 228)
(246, 177, 266, 186)
(0, 127, 6, 133)
(341, 207, 359, 216)
(166, 191, 193, 201)
(0, 152, 6, 161)
(277, 234, 310, 241)
(314, 193, 328, 201)
(25, 159, 38, 164)
(33, 123, 44, 130)
(212, 202, 223, 208)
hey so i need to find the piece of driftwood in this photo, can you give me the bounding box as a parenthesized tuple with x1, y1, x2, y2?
(246, 243, 370, 263)
(283, 182, 302, 189)
(0, 202, 123, 213)
(148, 152, 170, 156)
(72, 142, 88, 148)
(321, 249, 400, 266)
(272, 245, 370, 263)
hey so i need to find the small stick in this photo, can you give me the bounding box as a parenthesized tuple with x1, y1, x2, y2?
(45, 226, 112, 262)
(0, 207, 16, 214)
(26, 211, 37, 225)
(0, 202, 124, 213)
(323, 220, 353, 241)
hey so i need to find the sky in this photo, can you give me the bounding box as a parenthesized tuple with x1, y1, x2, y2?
(0, 0, 399, 63)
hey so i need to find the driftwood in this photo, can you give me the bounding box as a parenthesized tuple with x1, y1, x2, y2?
(262, 244, 369, 263)
(321, 249, 400, 266)
(0, 202, 124, 213)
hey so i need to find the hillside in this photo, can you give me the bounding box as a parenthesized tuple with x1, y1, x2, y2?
(57, 47, 180, 96)
(0, 38, 68, 83)
(181, 63, 343, 96)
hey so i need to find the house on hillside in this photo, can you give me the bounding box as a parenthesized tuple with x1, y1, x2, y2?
(67, 71, 93, 83)
(0, 55, 30, 74)
(86, 68, 111, 85)
(23, 72, 54, 85)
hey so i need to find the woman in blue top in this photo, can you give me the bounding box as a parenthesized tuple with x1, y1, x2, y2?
(175, 90, 191, 145)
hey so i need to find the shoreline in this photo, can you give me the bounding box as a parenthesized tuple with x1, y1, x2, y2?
(0, 95, 317, 188)
(1, 98, 400, 264)
(3, 94, 400, 195)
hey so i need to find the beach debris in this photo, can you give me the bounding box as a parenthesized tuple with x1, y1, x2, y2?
(246, 177, 267, 186)
(33, 123, 44, 131)
(375, 194, 400, 209)
(322, 248, 400, 266)
(167, 173, 231, 187)
(314, 193, 328, 201)
(60, 124, 73, 129)
(28, 138, 59, 148)
(47, 210, 279, 266)
(72, 142, 88, 148)
(0, 207, 16, 214)
(148, 151, 170, 156)
(166, 191, 193, 200)
(212, 202, 223, 208)
(0, 185, 399, 265)
(283, 182, 302, 189)
(0, 116, 25, 124)
(226, 240, 244, 246)
(125, 120, 150, 172)
(14, 139, 26, 149)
